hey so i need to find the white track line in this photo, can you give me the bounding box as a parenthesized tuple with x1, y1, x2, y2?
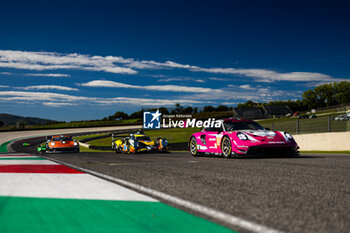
(0, 160, 57, 165)
(0, 173, 156, 201)
(45, 157, 283, 233)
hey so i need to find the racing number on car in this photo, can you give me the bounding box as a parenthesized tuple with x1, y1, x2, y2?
(216, 135, 223, 148)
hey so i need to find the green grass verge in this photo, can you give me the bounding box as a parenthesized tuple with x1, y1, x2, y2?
(0, 140, 12, 153)
(84, 128, 198, 147)
(0, 119, 141, 132)
(79, 145, 112, 153)
(73, 133, 110, 142)
(257, 113, 350, 134)
(145, 128, 199, 143)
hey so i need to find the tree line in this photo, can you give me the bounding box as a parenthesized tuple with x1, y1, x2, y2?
(106, 81, 350, 120)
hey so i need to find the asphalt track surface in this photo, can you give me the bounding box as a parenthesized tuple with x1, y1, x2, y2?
(12, 137, 350, 233)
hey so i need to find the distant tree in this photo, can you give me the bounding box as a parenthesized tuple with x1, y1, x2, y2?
(110, 111, 129, 120)
(217, 105, 229, 111)
(193, 107, 198, 113)
(203, 105, 216, 112)
(302, 89, 318, 109)
(300, 81, 350, 109)
(159, 107, 169, 115)
(16, 120, 26, 129)
(334, 81, 350, 104)
(0, 121, 4, 127)
(314, 83, 336, 106)
(184, 106, 193, 114)
(174, 103, 184, 114)
(236, 100, 258, 108)
(129, 110, 143, 119)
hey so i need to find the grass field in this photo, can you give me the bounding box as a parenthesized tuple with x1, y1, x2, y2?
(79, 128, 198, 147)
(77, 110, 350, 148)
(257, 113, 350, 134)
(73, 133, 110, 142)
(0, 118, 140, 132)
(79, 145, 112, 152)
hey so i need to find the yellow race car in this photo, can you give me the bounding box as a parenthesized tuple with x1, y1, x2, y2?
(112, 132, 168, 154)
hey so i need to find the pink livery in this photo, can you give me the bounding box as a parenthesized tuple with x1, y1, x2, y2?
(189, 119, 299, 158)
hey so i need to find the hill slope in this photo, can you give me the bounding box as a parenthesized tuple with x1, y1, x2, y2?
(0, 113, 55, 126)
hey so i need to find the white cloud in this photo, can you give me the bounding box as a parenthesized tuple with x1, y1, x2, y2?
(221, 102, 239, 105)
(239, 84, 254, 90)
(0, 49, 346, 83)
(79, 80, 219, 93)
(43, 102, 78, 107)
(181, 85, 299, 103)
(146, 74, 166, 78)
(195, 79, 205, 83)
(0, 91, 88, 102)
(0, 72, 12, 75)
(158, 78, 183, 82)
(0, 85, 9, 88)
(25, 73, 71, 77)
(19, 85, 79, 91)
(302, 80, 348, 87)
(157, 76, 205, 83)
(0, 50, 136, 74)
(191, 67, 347, 83)
(0, 91, 204, 107)
(209, 77, 227, 81)
(94, 97, 203, 106)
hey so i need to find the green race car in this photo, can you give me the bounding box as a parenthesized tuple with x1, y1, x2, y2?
(37, 144, 47, 154)
(22, 142, 30, 147)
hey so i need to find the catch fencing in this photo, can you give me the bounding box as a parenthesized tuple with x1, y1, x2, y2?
(259, 114, 350, 135)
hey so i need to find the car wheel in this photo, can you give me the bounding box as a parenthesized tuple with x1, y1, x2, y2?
(190, 137, 200, 157)
(221, 136, 232, 158)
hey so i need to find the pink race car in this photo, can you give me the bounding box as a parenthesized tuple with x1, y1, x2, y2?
(189, 119, 299, 158)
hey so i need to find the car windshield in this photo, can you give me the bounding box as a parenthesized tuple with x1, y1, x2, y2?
(136, 136, 151, 141)
(224, 121, 265, 131)
(53, 137, 72, 141)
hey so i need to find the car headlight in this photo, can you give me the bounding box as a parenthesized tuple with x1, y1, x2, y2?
(284, 132, 293, 141)
(74, 142, 78, 146)
(50, 142, 55, 146)
(237, 132, 248, 140)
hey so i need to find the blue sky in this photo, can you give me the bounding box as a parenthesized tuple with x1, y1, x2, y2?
(0, 0, 349, 121)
